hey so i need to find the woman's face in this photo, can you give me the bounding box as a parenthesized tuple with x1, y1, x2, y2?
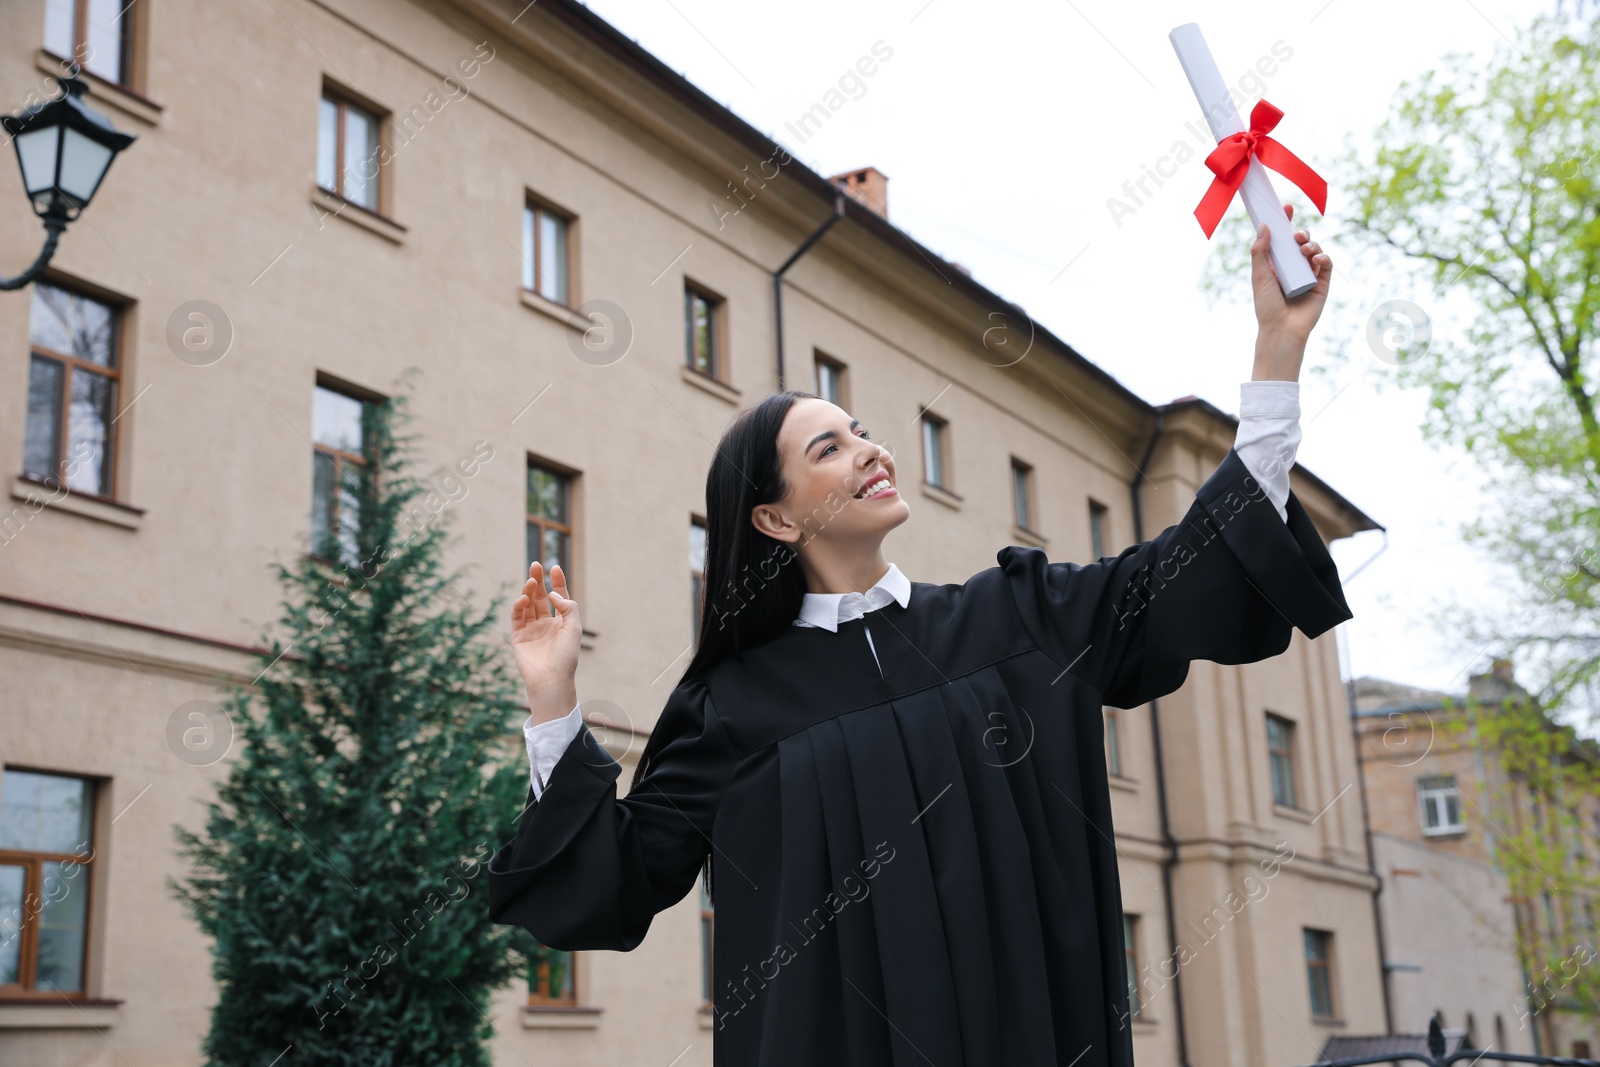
(755, 397, 910, 546)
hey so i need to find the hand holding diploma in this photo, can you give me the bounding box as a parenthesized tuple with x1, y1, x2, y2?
(1250, 203, 1332, 382)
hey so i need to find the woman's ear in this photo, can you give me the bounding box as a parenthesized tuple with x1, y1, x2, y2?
(750, 502, 800, 543)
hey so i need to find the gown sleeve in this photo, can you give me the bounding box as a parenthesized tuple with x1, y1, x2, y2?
(998, 446, 1353, 710)
(487, 676, 737, 952)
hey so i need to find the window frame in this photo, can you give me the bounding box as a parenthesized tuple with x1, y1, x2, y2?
(1267, 712, 1298, 809)
(0, 768, 98, 1001)
(920, 412, 949, 490)
(1011, 457, 1036, 533)
(1105, 707, 1124, 778)
(1417, 774, 1465, 836)
(690, 516, 707, 649)
(309, 379, 382, 568)
(699, 870, 715, 1010)
(22, 277, 126, 502)
(521, 196, 575, 306)
(814, 351, 847, 408)
(526, 458, 577, 599)
(43, 0, 143, 92)
(1303, 927, 1336, 1019)
(525, 935, 579, 1007)
(1088, 499, 1108, 560)
(1123, 912, 1142, 1020)
(317, 84, 391, 217)
(684, 281, 725, 381)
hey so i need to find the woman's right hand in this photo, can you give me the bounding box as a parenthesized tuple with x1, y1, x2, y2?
(511, 561, 582, 724)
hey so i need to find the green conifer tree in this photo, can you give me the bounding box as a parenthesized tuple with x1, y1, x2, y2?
(171, 375, 532, 1065)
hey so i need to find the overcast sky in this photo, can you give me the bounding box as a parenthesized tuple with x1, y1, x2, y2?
(577, 0, 1555, 703)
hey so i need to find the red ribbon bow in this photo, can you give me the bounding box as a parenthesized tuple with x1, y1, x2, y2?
(1194, 99, 1327, 239)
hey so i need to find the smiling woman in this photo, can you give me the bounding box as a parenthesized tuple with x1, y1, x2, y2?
(488, 217, 1350, 1067)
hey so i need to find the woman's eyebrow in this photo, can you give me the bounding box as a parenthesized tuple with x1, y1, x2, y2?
(805, 419, 861, 457)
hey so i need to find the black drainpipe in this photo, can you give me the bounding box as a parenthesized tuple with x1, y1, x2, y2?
(1129, 412, 1196, 1067)
(774, 193, 847, 390)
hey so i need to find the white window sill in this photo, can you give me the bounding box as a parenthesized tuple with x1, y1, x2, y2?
(519, 288, 591, 332)
(1273, 802, 1315, 824)
(0, 999, 123, 1028)
(11, 475, 144, 530)
(36, 49, 162, 126)
(310, 185, 406, 245)
(680, 364, 740, 404)
(921, 480, 963, 511)
(1012, 525, 1048, 548)
(521, 1004, 601, 1028)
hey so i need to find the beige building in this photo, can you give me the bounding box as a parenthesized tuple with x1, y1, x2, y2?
(1355, 666, 1599, 1060)
(0, 1, 1384, 1064)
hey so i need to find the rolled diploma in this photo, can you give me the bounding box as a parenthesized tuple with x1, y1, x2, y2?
(1169, 23, 1318, 298)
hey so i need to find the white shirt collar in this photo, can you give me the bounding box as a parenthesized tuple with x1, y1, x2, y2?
(792, 562, 912, 632)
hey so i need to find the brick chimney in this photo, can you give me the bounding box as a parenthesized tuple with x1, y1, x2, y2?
(1491, 657, 1514, 683)
(830, 166, 888, 218)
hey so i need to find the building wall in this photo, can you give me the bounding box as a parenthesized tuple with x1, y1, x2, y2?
(1371, 832, 1534, 1054)
(0, 1, 1377, 1064)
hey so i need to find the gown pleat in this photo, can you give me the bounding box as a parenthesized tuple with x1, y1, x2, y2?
(839, 707, 967, 1064)
(806, 722, 895, 1065)
(936, 673, 1061, 1065)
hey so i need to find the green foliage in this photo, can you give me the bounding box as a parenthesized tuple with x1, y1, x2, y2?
(1438, 695, 1600, 1023)
(170, 371, 533, 1065)
(1342, 6, 1600, 716)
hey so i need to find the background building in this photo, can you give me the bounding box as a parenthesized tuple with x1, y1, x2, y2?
(0, 1, 1381, 1064)
(1355, 665, 1600, 1061)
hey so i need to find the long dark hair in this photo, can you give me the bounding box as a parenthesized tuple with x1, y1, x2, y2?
(628, 388, 820, 902)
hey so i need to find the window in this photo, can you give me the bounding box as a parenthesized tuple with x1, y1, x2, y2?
(1089, 500, 1107, 559)
(524, 931, 576, 1006)
(311, 384, 374, 567)
(690, 518, 707, 646)
(1418, 774, 1464, 835)
(685, 284, 722, 377)
(815, 352, 845, 407)
(1123, 913, 1141, 1019)
(699, 870, 715, 1008)
(318, 88, 383, 211)
(1267, 713, 1297, 808)
(44, 0, 134, 87)
(527, 462, 573, 595)
(921, 413, 948, 489)
(0, 769, 96, 997)
(1012, 458, 1035, 531)
(1105, 707, 1123, 777)
(24, 281, 121, 497)
(1304, 927, 1334, 1018)
(521, 200, 571, 305)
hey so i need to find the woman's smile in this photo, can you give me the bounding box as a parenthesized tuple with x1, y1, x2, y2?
(854, 472, 896, 499)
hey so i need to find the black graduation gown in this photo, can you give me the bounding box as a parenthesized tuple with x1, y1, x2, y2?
(487, 446, 1354, 1066)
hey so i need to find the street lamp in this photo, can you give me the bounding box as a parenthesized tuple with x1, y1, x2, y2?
(0, 74, 136, 291)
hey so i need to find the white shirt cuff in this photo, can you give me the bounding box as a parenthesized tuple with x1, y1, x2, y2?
(525, 702, 584, 800)
(1233, 380, 1301, 524)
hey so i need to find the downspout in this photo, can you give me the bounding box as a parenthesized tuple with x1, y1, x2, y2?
(774, 193, 847, 390)
(1130, 412, 1196, 1067)
(1349, 657, 1398, 1036)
